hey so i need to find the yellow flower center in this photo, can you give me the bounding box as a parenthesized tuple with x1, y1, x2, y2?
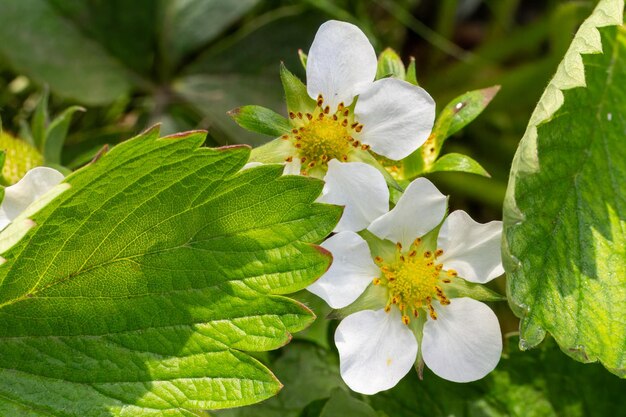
(0, 132, 43, 184)
(373, 239, 456, 325)
(282, 95, 367, 175)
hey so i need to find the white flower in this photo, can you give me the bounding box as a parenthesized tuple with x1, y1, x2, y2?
(248, 20, 435, 233)
(309, 174, 504, 394)
(0, 167, 65, 231)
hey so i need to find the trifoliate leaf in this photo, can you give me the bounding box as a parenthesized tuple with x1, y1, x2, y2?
(375, 48, 406, 80)
(427, 153, 491, 177)
(0, 126, 341, 415)
(228, 105, 291, 137)
(503, 0, 625, 376)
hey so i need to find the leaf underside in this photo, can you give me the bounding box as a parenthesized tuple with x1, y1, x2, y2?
(503, 0, 625, 377)
(0, 126, 340, 415)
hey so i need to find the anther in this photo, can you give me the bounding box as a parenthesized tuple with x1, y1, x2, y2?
(435, 264, 443, 271)
(316, 95, 323, 106)
(424, 251, 432, 258)
(285, 156, 293, 162)
(351, 122, 359, 129)
(295, 136, 301, 140)
(297, 112, 303, 119)
(324, 106, 330, 114)
(338, 102, 344, 110)
(291, 129, 299, 134)
(442, 278, 451, 284)
(295, 143, 302, 148)
(384, 305, 391, 313)
(308, 161, 316, 168)
(408, 250, 417, 257)
(343, 109, 350, 117)
(300, 157, 307, 163)
(332, 114, 338, 121)
(402, 315, 410, 325)
(318, 113, 324, 119)
(435, 249, 444, 257)
(281, 134, 289, 140)
(321, 155, 329, 162)
(413, 238, 422, 246)
(355, 124, 363, 132)
(306, 113, 313, 120)
(375, 256, 383, 263)
(447, 269, 458, 277)
(341, 155, 348, 161)
(399, 255, 405, 262)
(373, 278, 381, 285)
(342, 119, 348, 127)
(289, 112, 296, 119)
(396, 242, 403, 250)
(360, 144, 370, 151)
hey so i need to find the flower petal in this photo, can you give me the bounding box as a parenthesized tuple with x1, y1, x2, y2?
(317, 160, 388, 233)
(368, 178, 446, 248)
(422, 297, 502, 383)
(437, 210, 504, 283)
(335, 309, 417, 394)
(354, 78, 435, 160)
(307, 232, 379, 308)
(0, 167, 64, 230)
(307, 20, 377, 110)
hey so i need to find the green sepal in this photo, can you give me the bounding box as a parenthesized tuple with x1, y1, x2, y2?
(43, 105, 85, 165)
(31, 87, 49, 148)
(298, 49, 308, 69)
(280, 63, 316, 114)
(428, 153, 491, 177)
(328, 283, 387, 321)
(351, 150, 403, 192)
(228, 105, 292, 137)
(406, 57, 419, 85)
(434, 85, 500, 142)
(249, 137, 293, 164)
(444, 277, 506, 302)
(375, 48, 406, 80)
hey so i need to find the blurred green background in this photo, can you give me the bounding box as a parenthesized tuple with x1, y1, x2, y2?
(2, 1, 624, 416)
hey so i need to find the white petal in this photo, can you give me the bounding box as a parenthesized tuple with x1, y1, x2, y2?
(422, 297, 502, 383)
(307, 20, 377, 110)
(307, 232, 379, 308)
(0, 167, 64, 230)
(368, 178, 446, 248)
(354, 78, 435, 160)
(317, 160, 388, 233)
(283, 158, 302, 176)
(335, 309, 417, 394)
(437, 210, 504, 283)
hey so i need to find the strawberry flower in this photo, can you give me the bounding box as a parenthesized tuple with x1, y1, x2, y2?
(309, 174, 504, 394)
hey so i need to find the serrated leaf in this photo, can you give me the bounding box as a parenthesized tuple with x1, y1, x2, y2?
(228, 105, 291, 137)
(43, 105, 85, 165)
(428, 153, 491, 177)
(280, 63, 316, 115)
(0, 126, 341, 415)
(375, 48, 406, 80)
(503, 0, 625, 376)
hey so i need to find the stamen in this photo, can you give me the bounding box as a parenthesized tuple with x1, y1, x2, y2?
(289, 112, 296, 119)
(360, 144, 370, 151)
(424, 251, 432, 258)
(281, 134, 289, 140)
(341, 119, 348, 127)
(402, 315, 410, 325)
(435, 249, 444, 257)
(306, 113, 313, 120)
(285, 156, 293, 162)
(355, 124, 363, 132)
(297, 112, 303, 119)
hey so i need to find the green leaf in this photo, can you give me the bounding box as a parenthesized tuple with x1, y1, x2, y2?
(0, 0, 135, 105)
(371, 335, 626, 417)
(375, 48, 406, 80)
(160, 0, 261, 70)
(43, 105, 85, 165)
(215, 344, 344, 417)
(318, 389, 377, 417)
(280, 63, 316, 115)
(228, 105, 292, 137)
(428, 153, 491, 177)
(503, 0, 625, 376)
(0, 126, 341, 414)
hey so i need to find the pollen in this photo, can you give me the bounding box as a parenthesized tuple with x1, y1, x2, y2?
(284, 95, 368, 175)
(376, 241, 454, 325)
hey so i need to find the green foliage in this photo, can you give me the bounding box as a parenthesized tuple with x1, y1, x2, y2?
(428, 153, 490, 177)
(0, 126, 341, 415)
(503, 0, 625, 376)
